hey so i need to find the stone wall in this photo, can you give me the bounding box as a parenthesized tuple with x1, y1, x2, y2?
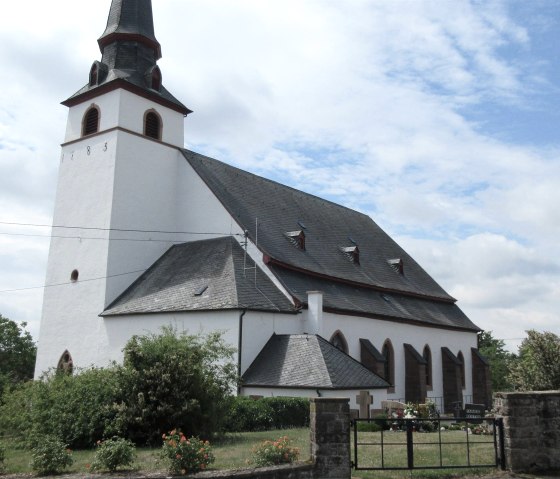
(494, 391, 560, 472)
(195, 397, 351, 479)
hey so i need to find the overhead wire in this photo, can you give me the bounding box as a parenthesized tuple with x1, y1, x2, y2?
(0, 269, 148, 294)
(0, 220, 243, 237)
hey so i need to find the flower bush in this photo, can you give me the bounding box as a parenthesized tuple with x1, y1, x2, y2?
(90, 436, 136, 472)
(251, 436, 299, 467)
(403, 403, 418, 419)
(30, 435, 73, 475)
(160, 429, 214, 474)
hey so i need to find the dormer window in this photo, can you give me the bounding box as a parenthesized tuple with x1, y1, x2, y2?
(388, 258, 404, 274)
(341, 245, 360, 265)
(151, 66, 162, 91)
(89, 63, 98, 86)
(82, 106, 100, 136)
(144, 110, 162, 140)
(285, 230, 305, 250)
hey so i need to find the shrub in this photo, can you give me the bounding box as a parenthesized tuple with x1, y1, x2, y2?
(90, 437, 136, 472)
(356, 420, 382, 432)
(0, 368, 121, 448)
(252, 436, 299, 467)
(0, 443, 5, 472)
(116, 328, 237, 444)
(160, 429, 215, 474)
(224, 396, 310, 432)
(30, 435, 73, 475)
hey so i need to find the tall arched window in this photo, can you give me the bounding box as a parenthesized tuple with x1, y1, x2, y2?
(423, 345, 432, 389)
(382, 339, 395, 389)
(144, 110, 162, 140)
(330, 330, 348, 354)
(457, 351, 465, 388)
(57, 350, 74, 375)
(82, 106, 100, 136)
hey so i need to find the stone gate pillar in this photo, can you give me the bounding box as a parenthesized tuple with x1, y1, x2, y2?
(494, 391, 560, 471)
(310, 397, 351, 479)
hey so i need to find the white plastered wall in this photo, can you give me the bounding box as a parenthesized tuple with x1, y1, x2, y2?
(315, 310, 478, 408)
(64, 90, 184, 147)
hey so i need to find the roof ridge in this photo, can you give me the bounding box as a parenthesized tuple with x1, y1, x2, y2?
(181, 148, 371, 218)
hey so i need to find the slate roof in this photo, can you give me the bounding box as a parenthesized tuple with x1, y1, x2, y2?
(242, 334, 389, 389)
(102, 236, 296, 316)
(183, 150, 453, 301)
(269, 265, 479, 331)
(181, 149, 480, 332)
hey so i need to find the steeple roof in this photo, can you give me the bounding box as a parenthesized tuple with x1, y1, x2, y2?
(98, 0, 161, 59)
(62, 0, 190, 115)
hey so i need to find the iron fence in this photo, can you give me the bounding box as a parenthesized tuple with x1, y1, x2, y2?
(352, 416, 504, 471)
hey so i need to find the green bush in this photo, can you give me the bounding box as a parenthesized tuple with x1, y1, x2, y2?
(160, 429, 214, 474)
(0, 329, 237, 447)
(0, 442, 5, 473)
(251, 436, 299, 467)
(115, 328, 237, 444)
(30, 435, 73, 475)
(224, 396, 309, 432)
(356, 420, 382, 432)
(91, 437, 136, 472)
(0, 368, 121, 448)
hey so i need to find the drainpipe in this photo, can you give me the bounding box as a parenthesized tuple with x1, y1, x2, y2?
(237, 309, 247, 395)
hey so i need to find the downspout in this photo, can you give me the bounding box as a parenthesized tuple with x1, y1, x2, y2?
(237, 309, 247, 395)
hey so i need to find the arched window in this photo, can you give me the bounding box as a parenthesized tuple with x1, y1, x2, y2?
(330, 330, 348, 354)
(423, 345, 432, 389)
(144, 110, 162, 140)
(70, 269, 79, 282)
(382, 339, 395, 388)
(82, 106, 99, 136)
(457, 351, 465, 388)
(57, 350, 73, 375)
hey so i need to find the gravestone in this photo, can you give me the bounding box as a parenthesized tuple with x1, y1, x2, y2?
(356, 390, 373, 418)
(464, 403, 485, 424)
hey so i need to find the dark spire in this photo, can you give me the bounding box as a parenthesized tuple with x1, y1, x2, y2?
(62, 0, 190, 115)
(98, 0, 162, 60)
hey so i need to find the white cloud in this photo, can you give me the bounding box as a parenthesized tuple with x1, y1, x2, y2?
(0, 0, 558, 348)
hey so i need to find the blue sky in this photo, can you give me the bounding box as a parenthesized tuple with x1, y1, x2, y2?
(0, 0, 559, 351)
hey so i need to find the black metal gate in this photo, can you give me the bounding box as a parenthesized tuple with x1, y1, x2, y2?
(352, 417, 505, 471)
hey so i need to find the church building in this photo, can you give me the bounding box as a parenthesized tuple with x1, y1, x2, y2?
(35, 0, 491, 413)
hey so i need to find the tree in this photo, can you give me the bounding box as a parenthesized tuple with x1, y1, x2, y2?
(477, 330, 516, 392)
(115, 328, 237, 444)
(0, 314, 36, 394)
(507, 330, 560, 391)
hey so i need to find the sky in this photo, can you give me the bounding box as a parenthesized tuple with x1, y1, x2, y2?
(0, 0, 559, 352)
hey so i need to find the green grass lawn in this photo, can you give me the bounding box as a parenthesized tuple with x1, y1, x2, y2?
(0, 428, 500, 478)
(0, 428, 311, 475)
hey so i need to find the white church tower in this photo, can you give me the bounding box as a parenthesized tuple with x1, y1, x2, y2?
(35, 0, 191, 376)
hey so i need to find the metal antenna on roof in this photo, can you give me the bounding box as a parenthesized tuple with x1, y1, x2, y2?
(254, 218, 258, 285)
(242, 219, 257, 280)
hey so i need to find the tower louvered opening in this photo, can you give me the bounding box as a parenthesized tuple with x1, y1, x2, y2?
(144, 111, 161, 140)
(82, 107, 99, 136)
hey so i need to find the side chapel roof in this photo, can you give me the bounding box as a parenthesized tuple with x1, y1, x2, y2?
(102, 236, 295, 316)
(242, 334, 390, 389)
